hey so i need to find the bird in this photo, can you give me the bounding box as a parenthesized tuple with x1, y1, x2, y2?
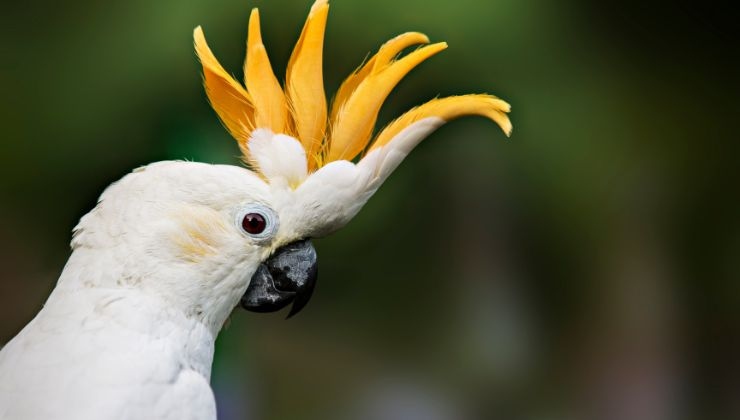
(0, 1, 511, 419)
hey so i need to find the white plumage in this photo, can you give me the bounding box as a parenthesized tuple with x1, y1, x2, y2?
(0, 0, 512, 417)
(1, 162, 263, 419)
(0, 127, 453, 419)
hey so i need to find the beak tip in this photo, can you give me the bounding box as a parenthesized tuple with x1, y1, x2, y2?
(285, 308, 299, 320)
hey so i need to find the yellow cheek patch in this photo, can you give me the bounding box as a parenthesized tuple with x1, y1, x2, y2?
(170, 207, 229, 263)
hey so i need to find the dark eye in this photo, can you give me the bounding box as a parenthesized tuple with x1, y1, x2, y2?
(236, 204, 278, 240)
(242, 213, 267, 235)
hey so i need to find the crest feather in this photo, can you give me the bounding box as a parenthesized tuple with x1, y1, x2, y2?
(370, 95, 512, 152)
(330, 32, 430, 124)
(194, 27, 255, 150)
(286, 0, 329, 170)
(245, 9, 288, 134)
(327, 42, 448, 162)
(194, 0, 511, 184)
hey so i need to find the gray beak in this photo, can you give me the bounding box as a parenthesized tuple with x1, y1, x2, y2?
(240, 239, 318, 318)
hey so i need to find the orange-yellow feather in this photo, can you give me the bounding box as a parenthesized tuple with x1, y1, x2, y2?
(194, 26, 255, 151)
(286, 0, 329, 169)
(370, 94, 512, 152)
(372, 32, 431, 72)
(245, 9, 288, 134)
(329, 32, 430, 124)
(327, 42, 448, 162)
(194, 1, 512, 179)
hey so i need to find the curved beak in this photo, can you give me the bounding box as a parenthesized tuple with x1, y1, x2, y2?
(240, 239, 318, 318)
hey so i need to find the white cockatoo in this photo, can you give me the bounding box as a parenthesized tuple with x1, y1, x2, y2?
(0, 1, 511, 419)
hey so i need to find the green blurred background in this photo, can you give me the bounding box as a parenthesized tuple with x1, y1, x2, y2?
(1, 0, 737, 419)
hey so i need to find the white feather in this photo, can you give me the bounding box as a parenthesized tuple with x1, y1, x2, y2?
(0, 119, 449, 419)
(248, 129, 308, 188)
(1, 287, 216, 420)
(1, 161, 272, 420)
(280, 117, 446, 237)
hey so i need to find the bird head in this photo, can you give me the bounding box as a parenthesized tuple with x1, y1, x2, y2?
(71, 0, 510, 330)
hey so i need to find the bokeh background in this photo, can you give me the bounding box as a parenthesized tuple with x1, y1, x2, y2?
(1, 0, 737, 419)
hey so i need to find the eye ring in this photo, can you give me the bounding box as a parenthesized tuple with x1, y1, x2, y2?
(235, 204, 279, 241)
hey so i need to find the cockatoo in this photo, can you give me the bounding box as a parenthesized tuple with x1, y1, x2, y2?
(0, 1, 511, 419)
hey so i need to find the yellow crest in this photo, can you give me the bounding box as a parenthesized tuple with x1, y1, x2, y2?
(194, 0, 511, 173)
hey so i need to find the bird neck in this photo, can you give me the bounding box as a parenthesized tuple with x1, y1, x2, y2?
(45, 252, 222, 380)
(59, 242, 247, 337)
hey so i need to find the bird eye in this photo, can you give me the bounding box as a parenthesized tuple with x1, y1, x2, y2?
(242, 213, 266, 234)
(236, 204, 278, 241)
